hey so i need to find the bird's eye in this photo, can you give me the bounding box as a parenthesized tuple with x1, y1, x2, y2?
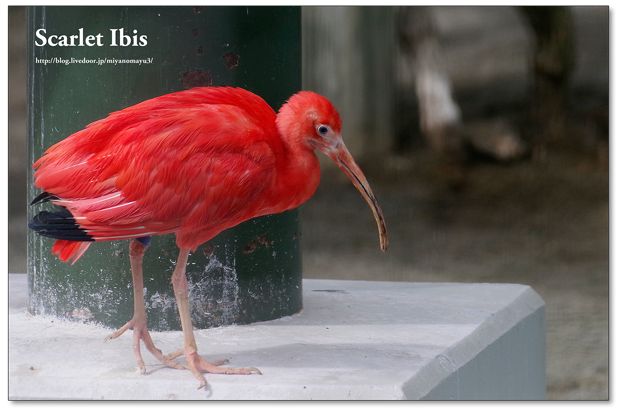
(317, 125, 330, 136)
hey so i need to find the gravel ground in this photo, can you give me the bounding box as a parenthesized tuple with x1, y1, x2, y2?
(9, 6, 609, 400)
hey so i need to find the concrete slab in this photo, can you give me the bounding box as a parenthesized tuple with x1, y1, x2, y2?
(8, 273, 545, 400)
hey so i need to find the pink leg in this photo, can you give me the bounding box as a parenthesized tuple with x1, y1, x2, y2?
(171, 249, 261, 388)
(105, 240, 185, 373)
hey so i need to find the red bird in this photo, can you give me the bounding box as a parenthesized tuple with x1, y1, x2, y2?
(29, 86, 388, 388)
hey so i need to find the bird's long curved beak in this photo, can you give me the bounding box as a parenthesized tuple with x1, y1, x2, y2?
(323, 140, 388, 252)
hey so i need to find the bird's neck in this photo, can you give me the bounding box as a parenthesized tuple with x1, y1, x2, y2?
(260, 134, 322, 215)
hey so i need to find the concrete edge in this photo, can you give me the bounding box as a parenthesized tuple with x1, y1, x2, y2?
(401, 284, 546, 399)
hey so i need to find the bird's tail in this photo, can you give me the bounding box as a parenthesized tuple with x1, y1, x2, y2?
(51, 239, 92, 264)
(29, 201, 94, 264)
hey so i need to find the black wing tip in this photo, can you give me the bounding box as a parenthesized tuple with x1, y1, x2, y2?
(31, 192, 59, 206)
(28, 206, 94, 242)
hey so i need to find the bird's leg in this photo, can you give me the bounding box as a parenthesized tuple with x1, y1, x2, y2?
(105, 239, 185, 373)
(170, 249, 261, 389)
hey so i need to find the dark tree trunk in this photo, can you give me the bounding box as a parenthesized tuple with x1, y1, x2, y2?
(520, 6, 575, 143)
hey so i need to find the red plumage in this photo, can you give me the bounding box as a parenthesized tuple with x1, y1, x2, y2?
(30, 86, 387, 386)
(33, 87, 327, 262)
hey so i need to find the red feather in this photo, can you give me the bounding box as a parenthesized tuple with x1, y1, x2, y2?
(32, 86, 388, 263)
(33, 87, 321, 261)
(29, 86, 388, 386)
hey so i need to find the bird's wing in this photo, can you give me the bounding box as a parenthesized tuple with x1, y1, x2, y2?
(33, 90, 280, 247)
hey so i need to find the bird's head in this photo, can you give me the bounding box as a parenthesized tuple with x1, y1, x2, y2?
(277, 91, 388, 252)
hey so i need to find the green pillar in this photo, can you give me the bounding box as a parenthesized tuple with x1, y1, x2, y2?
(27, 6, 302, 331)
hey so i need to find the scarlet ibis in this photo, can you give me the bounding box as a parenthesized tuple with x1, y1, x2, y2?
(29, 86, 388, 388)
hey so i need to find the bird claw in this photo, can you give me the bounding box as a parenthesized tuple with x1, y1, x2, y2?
(104, 318, 186, 372)
(137, 365, 147, 375)
(210, 358, 230, 367)
(182, 351, 262, 389)
(197, 377, 208, 390)
(164, 349, 184, 361)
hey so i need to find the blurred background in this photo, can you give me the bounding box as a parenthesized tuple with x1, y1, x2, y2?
(9, 6, 608, 400)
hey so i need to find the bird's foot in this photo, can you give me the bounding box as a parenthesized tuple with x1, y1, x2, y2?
(104, 319, 186, 374)
(180, 351, 262, 389)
